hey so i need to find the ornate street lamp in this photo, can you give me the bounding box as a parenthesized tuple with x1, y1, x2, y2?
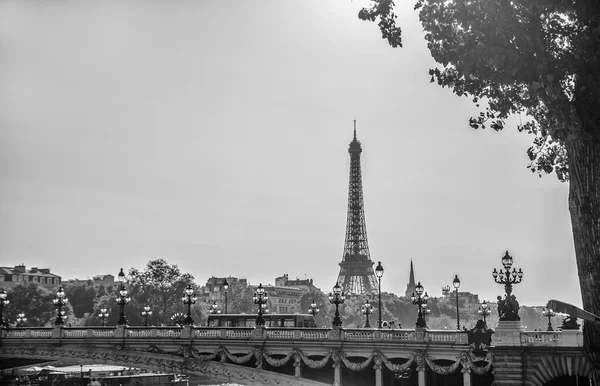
(308, 299, 319, 317)
(0, 289, 9, 327)
(99, 307, 109, 327)
(492, 251, 524, 321)
(16, 313, 27, 327)
(361, 299, 374, 328)
(52, 285, 68, 326)
(542, 308, 556, 331)
(116, 268, 130, 325)
(453, 275, 461, 330)
(141, 304, 152, 326)
(328, 282, 346, 327)
(492, 251, 523, 297)
(209, 301, 221, 314)
(223, 278, 229, 314)
(478, 300, 491, 326)
(182, 284, 197, 326)
(411, 282, 429, 329)
(253, 283, 269, 326)
(375, 261, 384, 328)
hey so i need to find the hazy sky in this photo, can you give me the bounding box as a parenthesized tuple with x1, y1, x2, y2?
(0, 0, 581, 307)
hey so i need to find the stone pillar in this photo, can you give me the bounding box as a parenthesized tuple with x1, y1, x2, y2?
(417, 370, 426, 386)
(490, 347, 523, 385)
(462, 370, 471, 386)
(333, 362, 342, 386)
(115, 325, 127, 338)
(415, 351, 426, 386)
(329, 326, 342, 340)
(51, 325, 62, 338)
(373, 356, 383, 386)
(294, 356, 303, 378)
(180, 325, 192, 339)
(251, 326, 265, 340)
(492, 320, 524, 346)
(332, 350, 342, 386)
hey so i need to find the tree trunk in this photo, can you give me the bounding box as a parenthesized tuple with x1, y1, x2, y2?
(565, 136, 600, 381)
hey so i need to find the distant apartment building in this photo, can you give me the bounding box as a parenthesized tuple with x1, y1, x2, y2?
(92, 274, 115, 286)
(257, 284, 305, 314)
(274, 274, 320, 293)
(442, 290, 480, 304)
(201, 276, 246, 303)
(0, 264, 61, 289)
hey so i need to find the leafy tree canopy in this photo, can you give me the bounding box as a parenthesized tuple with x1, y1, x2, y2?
(127, 259, 195, 324)
(359, 0, 600, 365)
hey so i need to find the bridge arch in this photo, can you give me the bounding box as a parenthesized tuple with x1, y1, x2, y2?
(526, 354, 594, 386)
(0, 346, 328, 386)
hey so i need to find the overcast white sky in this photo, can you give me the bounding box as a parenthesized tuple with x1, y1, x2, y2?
(0, 0, 581, 307)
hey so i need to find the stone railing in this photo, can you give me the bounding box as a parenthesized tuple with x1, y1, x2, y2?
(0, 326, 582, 347)
(520, 330, 583, 347)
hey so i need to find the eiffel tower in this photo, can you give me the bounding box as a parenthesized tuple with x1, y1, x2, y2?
(336, 121, 378, 295)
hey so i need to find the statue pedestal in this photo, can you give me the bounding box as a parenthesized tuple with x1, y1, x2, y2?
(492, 321, 524, 346)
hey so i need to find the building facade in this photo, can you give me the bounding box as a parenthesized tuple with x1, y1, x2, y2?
(0, 265, 61, 289)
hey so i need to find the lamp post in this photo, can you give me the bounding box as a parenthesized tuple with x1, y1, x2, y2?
(253, 283, 269, 326)
(52, 285, 68, 326)
(478, 301, 491, 326)
(492, 251, 524, 321)
(16, 313, 27, 327)
(328, 282, 346, 327)
(375, 261, 384, 328)
(361, 299, 374, 328)
(492, 251, 523, 297)
(453, 275, 461, 330)
(223, 278, 229, 314)
(116, 268, 130, 325)
(411, 282, 429, 329)
(141, 304, 152, 326)
(209, 301, 221, 314)
(0, 289, 9, 327)
(308, 299, 319, 317)
(182, 284, 197, 326)
(99, 307, 109, 327)
(542, 308, 556, 331)
(80, 364, 83, 386)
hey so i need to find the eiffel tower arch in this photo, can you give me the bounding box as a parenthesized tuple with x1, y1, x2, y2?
(336, 121, 378, 295)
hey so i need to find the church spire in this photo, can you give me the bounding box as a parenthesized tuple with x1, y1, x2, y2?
(405, 260, 416, 298)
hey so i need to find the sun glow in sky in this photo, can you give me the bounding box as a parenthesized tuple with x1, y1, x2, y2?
(0, 0, 581, 307)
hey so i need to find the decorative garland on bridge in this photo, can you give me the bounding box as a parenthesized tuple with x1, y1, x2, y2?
(180, 345, 493, 376)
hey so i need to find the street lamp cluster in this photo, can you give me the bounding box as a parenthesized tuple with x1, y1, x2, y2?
(329, 282, 346, 327)
(542, 308, 556, 331)
(0, 289, 9, 327)
(492, 251, 523, 297)
(53, 285, 68, 326)
(15, 313, 27, 327)
(182, 284, 197, 326)
(99, 307, 109, 327)
(141, 304, 152, 326)
(361, 299, 373, 328)
(411, 282, 429, 329)
(492, 251, 524, 321)
(478, 300, 491, 325)
(209, 301, 221, 314)
(116, 269, 130, 326)
(308, 300, 319, 317)
(375, 262, 384, 328)
(253, 283, 269, 326)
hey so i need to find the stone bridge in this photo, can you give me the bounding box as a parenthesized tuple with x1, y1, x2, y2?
(0, 324, 594, 386)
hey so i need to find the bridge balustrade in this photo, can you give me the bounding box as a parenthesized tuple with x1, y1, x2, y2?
(520, 330, 583, 347)
(0, 326, 585, 348)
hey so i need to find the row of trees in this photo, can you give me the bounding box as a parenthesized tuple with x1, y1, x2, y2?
(1, 259, 561, 331)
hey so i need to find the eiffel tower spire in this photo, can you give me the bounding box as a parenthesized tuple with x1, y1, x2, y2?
(336, 121, 378, 294)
